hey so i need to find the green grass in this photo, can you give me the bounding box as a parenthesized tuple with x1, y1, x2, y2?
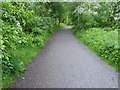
(72, 28, 119, 72)
(2, 45, 40, 88)
(59, 23, 67, 28)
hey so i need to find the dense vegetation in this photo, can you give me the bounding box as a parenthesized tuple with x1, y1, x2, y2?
(70, 2, 119, 71)
(75, 28, 119, 70)
(1, 1, 120, 88)
(1, 2, 65, 88)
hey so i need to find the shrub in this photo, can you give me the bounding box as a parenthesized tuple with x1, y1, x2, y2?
(25, 16, 57, 46)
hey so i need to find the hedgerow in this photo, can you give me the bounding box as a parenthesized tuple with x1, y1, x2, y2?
(1, 2, 63, 88)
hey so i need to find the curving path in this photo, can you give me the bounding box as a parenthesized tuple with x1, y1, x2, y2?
(10, 27, 118, 88)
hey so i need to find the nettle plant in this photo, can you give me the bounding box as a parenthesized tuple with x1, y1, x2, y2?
(2, 22, 27, 77)
(25, 16, 56, 46)
(2, 2, 33, 27)
(1, 2, 33, 79)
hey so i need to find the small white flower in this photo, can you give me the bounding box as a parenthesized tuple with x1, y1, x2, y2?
(18, 40, 22, 44)
(22, 77, 25, 80)
(93, 12, 98, 15)
(114, 17, 118, 20)
(14, 30, 18, 34)
(13, 36, 16, 39)
(94, 6, 98, 9)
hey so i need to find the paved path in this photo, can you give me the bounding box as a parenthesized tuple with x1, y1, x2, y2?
(10, 27, 118, 88)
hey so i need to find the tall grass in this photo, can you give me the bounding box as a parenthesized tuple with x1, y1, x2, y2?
(73, 28, 119, 71)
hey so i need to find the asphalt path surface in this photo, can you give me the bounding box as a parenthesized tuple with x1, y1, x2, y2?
(10, 27, 118, 88)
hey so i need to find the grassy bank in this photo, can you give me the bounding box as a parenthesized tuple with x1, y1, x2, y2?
(72, 28, 119, 72)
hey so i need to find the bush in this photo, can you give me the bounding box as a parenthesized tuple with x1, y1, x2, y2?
(2, 2, 33, 27)
(25, 16, 56, 33)
(25, 16, 57, 46)
(71, 2, 118, 29)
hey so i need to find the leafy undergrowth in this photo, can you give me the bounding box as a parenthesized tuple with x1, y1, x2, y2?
(73, 28, 119, 72)
(2, 25, 63, 88)
(2, 45, 39, 88)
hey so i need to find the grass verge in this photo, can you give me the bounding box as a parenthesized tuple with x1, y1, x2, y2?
(72, 27, 119, 72)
